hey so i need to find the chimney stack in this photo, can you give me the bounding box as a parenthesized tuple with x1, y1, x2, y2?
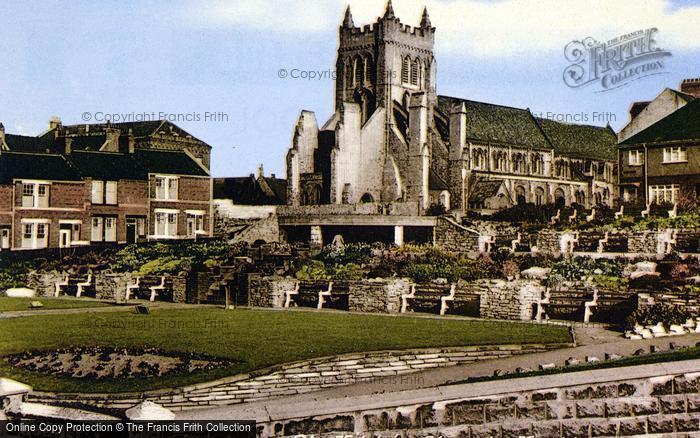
(680, 78, 700, 98)
(63, 136, 73, 155)
(257, 163, 264, 179)
(119, 128, 135, 154)
(0, 122, 6, 150)
(48, 116, 62, 131)
(102, 127, 121, 152)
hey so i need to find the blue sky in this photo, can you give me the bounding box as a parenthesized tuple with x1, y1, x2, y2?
(1, 0, 699, 177)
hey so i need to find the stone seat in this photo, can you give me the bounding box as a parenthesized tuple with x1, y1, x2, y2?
(54, 274, 94, 298)
(125, 276, 173, 302)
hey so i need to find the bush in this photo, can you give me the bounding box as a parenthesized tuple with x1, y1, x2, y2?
(626, 304, 692, 330)
(501, 260, 520, 279)
(550, 256, 622, 280)
(315, 243, 372, 266)
(425, 203, 447, 216)
(295, 260, 329, 281)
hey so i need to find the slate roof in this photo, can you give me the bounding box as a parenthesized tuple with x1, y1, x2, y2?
(629, 101, 651, 118)
(214, 176, 287, 205)
(71, 135, 107, 151)
(67, 150, 147, 181)
(134, 149, 209, 176)
(0, 152, 82, 184)
(429, 169, 449, 191)
(621, 99, 700, 145)
(54, 121, 209, 146)
(3, 134, 55, 153)
(437, 96, 551, 150)
(534, 118, 617, 160)
(469, 179, 505, 203)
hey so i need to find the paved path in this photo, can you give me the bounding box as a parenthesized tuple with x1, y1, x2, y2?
(178, 330, 700, 420)
(179, 358, 700, 423)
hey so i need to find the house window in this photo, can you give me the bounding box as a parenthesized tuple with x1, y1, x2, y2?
(155, 176, 178, 200)
(92, 181, 118, 205)
(628, 150, 644, 166)
(91, 181, 104, 204)
(104, 217, 117, 242)
(155, 212, 178, 237)
(663, 147, 687, 163)
(649, 184, 680, 204)
(21, 182, 49, 208)
(21, 221, 49, 249)
(186, 212, 205, 237)
(105, 181, 118, 205)
(623, 187, 638, 203)
(91, 217, 103, 242)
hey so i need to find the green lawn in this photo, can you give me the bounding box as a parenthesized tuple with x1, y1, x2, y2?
(0, 297, 112, 312)
(0, 308, 571, 393)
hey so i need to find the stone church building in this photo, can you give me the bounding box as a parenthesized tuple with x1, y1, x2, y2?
(285, 1, 617, 218)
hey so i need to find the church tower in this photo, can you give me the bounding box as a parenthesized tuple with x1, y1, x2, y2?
(336, 1, 436, 123)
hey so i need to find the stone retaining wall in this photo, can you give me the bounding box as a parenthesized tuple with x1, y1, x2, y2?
(250, 277, 543, 321)
(26, 343, 566, 412)
(261, 360, 700, 437)
(434, 218, 480, 254)
(26, 271, 188, 303)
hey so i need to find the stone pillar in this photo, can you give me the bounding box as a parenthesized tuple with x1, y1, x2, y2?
(310, 226, 323, 250)
(394, 225, 404, 247)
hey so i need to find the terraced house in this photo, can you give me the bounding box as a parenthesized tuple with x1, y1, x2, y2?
(618, 98, 700, 207)
(0, 119, 212, 250)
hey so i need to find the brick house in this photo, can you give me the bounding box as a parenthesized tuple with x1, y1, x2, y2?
(618, 99, 700, 206)
(0, 120, 213, 251)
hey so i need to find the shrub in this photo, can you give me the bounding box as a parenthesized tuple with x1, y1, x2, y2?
(626, 304, 692, 330)
(330, 263, 365, 281)
(315, 243, 372, 266)
(550, 256, 622, 280)
(501, 260, 520, 279)
(295, 260, 329, 281)
(425, 203, 447, 216)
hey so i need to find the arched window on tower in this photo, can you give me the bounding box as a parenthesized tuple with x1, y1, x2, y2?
(354, 57, 364, 87)
(364, 55, 373, 84)
(401, 56, 410, 85)
(411, 58, 419, 86)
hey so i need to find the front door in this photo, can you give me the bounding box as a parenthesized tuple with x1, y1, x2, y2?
(0, 228, 9, 249)
(126, 220, 137, 244)
(59, 229, 71, 248)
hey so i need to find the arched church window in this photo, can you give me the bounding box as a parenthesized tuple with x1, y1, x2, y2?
(360, 193, 375, 203)
(534, 187, 545, 206)
(354, 57, 364, 87)
(364, 55, 374, 83)
(401, 56, 410, 85)
(411, 58, 420, 86)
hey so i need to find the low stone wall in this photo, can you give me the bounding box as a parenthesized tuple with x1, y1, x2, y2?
(26, 271, 65, 297)
(257, 360, 700, 437)
(250, 277, 543, 321)
(461, 279, 543, 320)
(628, 230, 659, 254)
(26, 343, 566, 412)
(434, 217, 480, 254)
(347, 279, 407, 314)
(26, 271, 188, 303)
(247, 275, 294, 308)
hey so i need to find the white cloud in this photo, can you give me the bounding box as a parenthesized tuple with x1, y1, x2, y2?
(187, 0, 700, 57)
